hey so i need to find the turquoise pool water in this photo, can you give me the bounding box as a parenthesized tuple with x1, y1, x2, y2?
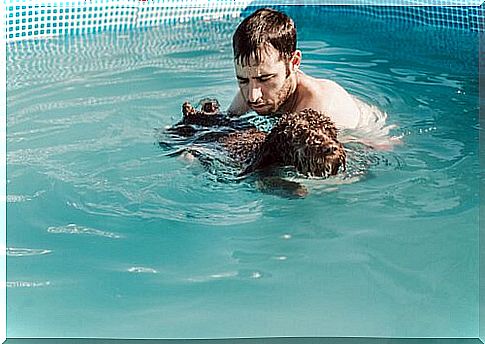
(7, 7, 479, 338)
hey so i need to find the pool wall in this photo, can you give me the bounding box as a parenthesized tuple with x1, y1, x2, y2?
(5, 0, 254, 41)
(4, 0, 484, 42)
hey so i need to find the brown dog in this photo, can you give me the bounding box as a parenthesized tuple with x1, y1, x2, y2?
(168, 99, 346, 178)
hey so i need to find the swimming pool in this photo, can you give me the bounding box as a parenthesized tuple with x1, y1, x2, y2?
(6, 4, 480, 339)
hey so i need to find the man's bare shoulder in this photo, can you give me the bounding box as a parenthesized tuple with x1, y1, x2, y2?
(297, 74, 361, 128)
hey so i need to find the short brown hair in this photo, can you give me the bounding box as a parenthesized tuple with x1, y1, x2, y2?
(233, 8, 297, 66)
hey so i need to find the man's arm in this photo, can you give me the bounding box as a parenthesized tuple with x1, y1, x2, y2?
(227, 90, 250, 115)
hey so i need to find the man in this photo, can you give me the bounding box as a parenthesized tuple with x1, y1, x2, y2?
(228, 7, 361, 129)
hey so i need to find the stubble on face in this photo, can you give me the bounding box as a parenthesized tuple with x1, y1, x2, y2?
(271, 72, 295, 115)
(235, 47, 297, 116)
(251, 75, 293, 115)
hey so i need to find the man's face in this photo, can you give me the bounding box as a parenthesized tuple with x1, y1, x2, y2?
(235, 45, 296, 115)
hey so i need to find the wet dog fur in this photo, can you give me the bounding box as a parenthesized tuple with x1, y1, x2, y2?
(171, 100, 346, 178)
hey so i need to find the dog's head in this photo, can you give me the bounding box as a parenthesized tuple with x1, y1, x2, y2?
(246, 109, 346, 177)
(181, 99, 222, 126)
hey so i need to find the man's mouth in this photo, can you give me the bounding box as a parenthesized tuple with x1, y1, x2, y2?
(250, 103, 268, 110)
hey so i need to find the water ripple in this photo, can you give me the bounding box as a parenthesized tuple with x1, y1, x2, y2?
(78, 198, 263, 226)
(47, 223, 123, 239)
(186, 269, 267, 283)
(6, 281, 51, 288)
(127, 267, 158, 274)
(6, 248, 52, 257)
(7, 20, 236, 91)
(6, 190, 46, 203)
(390, 68, 464, 88)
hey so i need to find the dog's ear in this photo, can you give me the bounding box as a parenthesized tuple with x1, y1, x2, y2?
(240, 150, 265, 176)
(340, 149, 347, 173)
(240, 140, 277, 176)
(331, 144, 347, 175)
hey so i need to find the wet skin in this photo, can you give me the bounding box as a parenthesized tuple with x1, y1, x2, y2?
(229, 45, 362, 129)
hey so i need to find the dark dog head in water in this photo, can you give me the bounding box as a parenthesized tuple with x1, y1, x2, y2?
(165, 99, 230, 137)
(181, 98, 229, 127)
(244, 109, 346, 178)
(165, 99, 262, 164)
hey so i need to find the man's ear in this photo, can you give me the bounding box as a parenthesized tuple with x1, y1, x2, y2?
(290, 50, 302, 71)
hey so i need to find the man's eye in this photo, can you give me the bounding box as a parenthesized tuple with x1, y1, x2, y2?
(238, 79, 249, 84)
(259, 77, 272, 82)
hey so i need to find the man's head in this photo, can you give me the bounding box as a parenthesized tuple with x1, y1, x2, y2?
(233, 8, 301, 115)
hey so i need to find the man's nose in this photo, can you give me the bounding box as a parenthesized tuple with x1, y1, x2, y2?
(247, 82, 262, 103)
